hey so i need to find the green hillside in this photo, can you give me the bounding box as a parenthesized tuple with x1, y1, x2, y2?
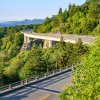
(34, 0, 100, 36)
(0, 25, 88, 86)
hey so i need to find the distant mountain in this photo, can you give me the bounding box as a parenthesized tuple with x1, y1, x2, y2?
(0, 19, 44, 27)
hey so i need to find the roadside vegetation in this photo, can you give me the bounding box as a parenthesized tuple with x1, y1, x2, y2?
(59, 37, 100, 100)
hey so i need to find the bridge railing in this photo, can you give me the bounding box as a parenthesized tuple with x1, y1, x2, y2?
(0, 67, 72, 94)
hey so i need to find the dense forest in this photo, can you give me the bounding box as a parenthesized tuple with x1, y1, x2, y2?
(34, 0, 100, 36)
(0, 24, 88, 86)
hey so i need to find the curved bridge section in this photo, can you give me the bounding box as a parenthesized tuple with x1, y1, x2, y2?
(21, 30, 95, 48)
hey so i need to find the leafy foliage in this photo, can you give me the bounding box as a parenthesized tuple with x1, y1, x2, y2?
(19, 45, 44, 79)
(59, 38, 100, 100)
(0, 24, 34, 84)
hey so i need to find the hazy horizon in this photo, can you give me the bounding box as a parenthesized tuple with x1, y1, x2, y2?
(0, 19, 44, 23)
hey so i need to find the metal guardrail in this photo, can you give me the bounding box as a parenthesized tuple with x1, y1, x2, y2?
(0, 67, 71, 94)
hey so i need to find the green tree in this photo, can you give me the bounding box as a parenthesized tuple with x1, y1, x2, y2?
(73, 38, 89, 64)
(0, 71, 4, 86)
(92, 24, 100, 36)
(4, 52, 27, 83)
(19, 45, 44, 79)
(58, 8, 62, 15)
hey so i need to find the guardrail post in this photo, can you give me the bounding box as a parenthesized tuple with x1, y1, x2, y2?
(53, 71, 55, 75)
(35, 76, 37, 80)
(26, 79, 28, 84)
(21, 80, 24, 86)
(9, 84, 12, 90)
(45, 73, 47, 78)
(72, 64, 74, 68)
(60, 69, 62, 72)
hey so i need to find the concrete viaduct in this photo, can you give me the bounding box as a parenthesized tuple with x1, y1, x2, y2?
(21, 30, 95, 48)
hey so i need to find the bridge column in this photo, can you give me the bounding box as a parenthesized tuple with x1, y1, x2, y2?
(43, 40, 48, 48)
(43, 40, 53, 48)
(48, 40, 52, 48)
(24, 35, 27, 43)
(24, 35, 31, 44)
(27, 37, 30, 43)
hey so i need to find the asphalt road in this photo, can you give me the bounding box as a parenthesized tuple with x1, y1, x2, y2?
(0, 71, 72, 100)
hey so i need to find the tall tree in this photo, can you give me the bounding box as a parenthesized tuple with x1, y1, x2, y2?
(58, 8, 62, 15)
(19, 45, 44, 79)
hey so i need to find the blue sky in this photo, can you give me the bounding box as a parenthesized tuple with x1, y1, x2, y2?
(0, 0, 86, 21)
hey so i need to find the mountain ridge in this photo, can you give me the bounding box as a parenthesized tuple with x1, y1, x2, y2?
(0, 19, 44, 27)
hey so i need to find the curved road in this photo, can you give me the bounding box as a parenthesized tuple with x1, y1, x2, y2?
(0, 71, 72, 100)
(22, 30, 95, 44)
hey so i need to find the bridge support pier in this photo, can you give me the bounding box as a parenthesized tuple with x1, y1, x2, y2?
(24, 35, 27, 44)
(24, 36, 31, 44)
(43, 40, 53, 48)
(49, 40, 52, 48)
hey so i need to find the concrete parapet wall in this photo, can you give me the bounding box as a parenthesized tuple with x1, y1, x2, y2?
(21, 31, 95, 47)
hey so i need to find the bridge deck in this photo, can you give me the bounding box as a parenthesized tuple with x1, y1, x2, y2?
(21, 30, 95, 44)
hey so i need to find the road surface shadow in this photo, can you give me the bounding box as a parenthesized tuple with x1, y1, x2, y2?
(0, 71, 71, 100)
